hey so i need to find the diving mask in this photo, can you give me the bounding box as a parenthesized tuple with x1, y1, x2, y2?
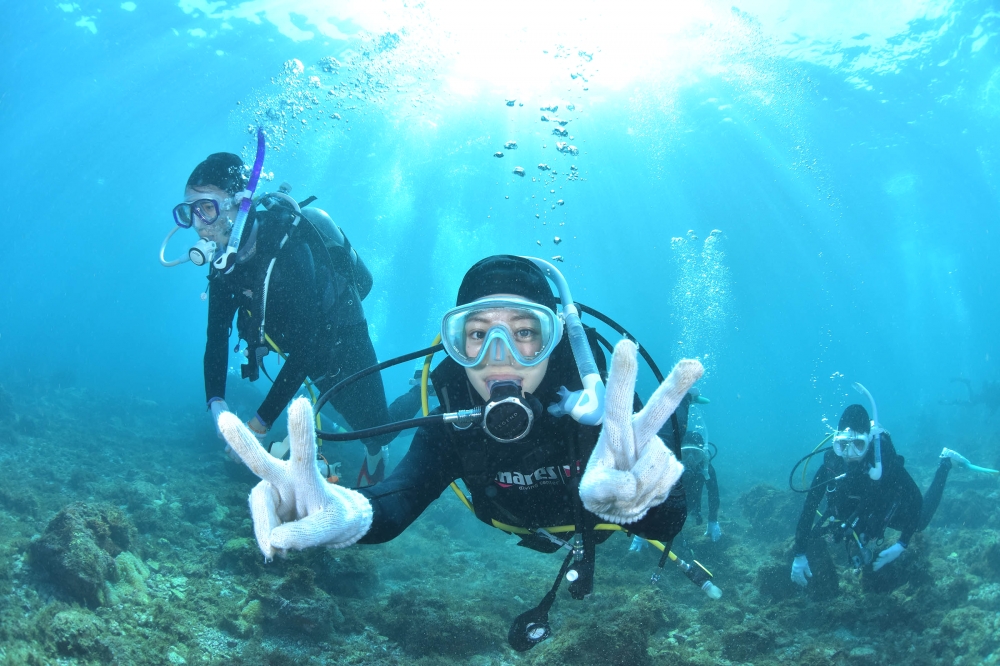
(440, 297, 563, 368)
(832, 428, 872, 459)
(172, 196, 236, 228)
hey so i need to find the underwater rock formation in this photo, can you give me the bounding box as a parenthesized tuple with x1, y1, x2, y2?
(738, 483, 801, 542)
(47, 608, 113, 661)
(29, 502, 137, 607)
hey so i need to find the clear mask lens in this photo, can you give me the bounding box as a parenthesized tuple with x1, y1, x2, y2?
(832, 429, 870, 458)
(173, 197, 231, 228)
(441, 298, 562, 368)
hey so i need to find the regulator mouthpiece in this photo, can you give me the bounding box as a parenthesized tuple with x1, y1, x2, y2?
(189, 238, 217, 267)
(482, 381, 539, 443)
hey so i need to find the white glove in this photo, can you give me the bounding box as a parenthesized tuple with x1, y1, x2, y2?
(873, 542, 906, 572)
(705, 521, 722, 542)
(628, 535, 648, 552)
(579, 340, 703, 524)
(219, 397, 373, 560)
(791, 554, 812, 587)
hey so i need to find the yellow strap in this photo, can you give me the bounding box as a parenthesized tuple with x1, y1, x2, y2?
(418, 335, 474, 513)
(449, 482, 474, 513)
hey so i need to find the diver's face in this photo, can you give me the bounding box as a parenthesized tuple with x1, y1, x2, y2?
(464, 297, 550, 401)
(183, 185, 236, 246)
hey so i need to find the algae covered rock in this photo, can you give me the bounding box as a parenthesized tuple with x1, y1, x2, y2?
(545, 588, 666, 666)
(721, 619, 776, 661)
(30, 501, 137, 606)
(372, 586, 499, 658)
(220, 537, 265, 574)
(738, 484, 800, 542)
(245, 565, 344, 639)
(47, 608, 113, 661)
(308, 548, 380, 598)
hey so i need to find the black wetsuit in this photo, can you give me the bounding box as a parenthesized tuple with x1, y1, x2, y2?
(794, 433, 951, 557)
(683, 453, 719, 525)
(203, 205, 412, 450)
(358, 332, 687, 566)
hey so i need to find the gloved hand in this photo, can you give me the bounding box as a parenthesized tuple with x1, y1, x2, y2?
(791, 554, 812, 587)
(219, 397, 373, 560)
(873, 542, 906, 572)
(705, 521, 722, 542)
(210, 399, 242, 462)
(629, 535, 648, 552)
(579, 340, 703, 524)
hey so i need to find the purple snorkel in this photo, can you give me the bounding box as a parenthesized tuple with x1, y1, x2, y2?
(213, 127, 266, 273)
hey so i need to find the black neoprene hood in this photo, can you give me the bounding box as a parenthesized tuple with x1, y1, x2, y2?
(456, 255, 558, 311)
(838, 404, 871, 434)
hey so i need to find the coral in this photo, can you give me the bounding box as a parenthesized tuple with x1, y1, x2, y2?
(29, 502, 137, 607)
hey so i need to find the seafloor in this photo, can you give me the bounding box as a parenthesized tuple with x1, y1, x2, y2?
(1, 380, 999, 666)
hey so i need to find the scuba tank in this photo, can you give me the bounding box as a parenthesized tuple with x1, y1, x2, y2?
(275, 183, 373, 301)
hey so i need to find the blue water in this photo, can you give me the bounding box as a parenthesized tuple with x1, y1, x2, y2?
(3, 0, 999, 482)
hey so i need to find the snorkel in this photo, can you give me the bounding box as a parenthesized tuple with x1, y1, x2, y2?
(852, 382, 883, 480)
(213, 127, 266, 274)
(524, 257, 606, 426)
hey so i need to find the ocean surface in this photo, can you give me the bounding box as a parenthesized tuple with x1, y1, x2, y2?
(2, 1, 999, 664)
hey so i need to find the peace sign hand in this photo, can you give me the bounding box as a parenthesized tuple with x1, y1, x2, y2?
(219, 397, 373, 560)
(580, 339, 704, 524)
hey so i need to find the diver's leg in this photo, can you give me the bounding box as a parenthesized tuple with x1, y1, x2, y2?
(314, 322, 396, 486)
(917, 455, 952, 531)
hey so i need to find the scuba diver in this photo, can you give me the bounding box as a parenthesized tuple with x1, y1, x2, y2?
(162, 136, 419, 487)
(630, 389, 721, 552)
(217, 255, 711, 650)
(681, 430, 721, 542)
(790, 386, 996, 587)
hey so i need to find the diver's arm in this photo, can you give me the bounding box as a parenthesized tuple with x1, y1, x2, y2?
(254, 241, 327, 427)
(204, 280, 238, 404)
(793, 466, 830, 555)
(706, 464, 720, 523)
(893, 467, 923, 546)
(356, 424, 462, 544)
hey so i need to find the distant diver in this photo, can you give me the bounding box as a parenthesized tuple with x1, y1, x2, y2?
(631, 390, 721, 554)
(680, 429, 722, 542)
(218, 255, 717, 651)
(162, 132, 420, 487)
(789, 384, 998, 588)
(941, 377, 1000, 415)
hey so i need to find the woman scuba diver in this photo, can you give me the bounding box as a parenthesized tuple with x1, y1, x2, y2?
(217, 254, 705, 650)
